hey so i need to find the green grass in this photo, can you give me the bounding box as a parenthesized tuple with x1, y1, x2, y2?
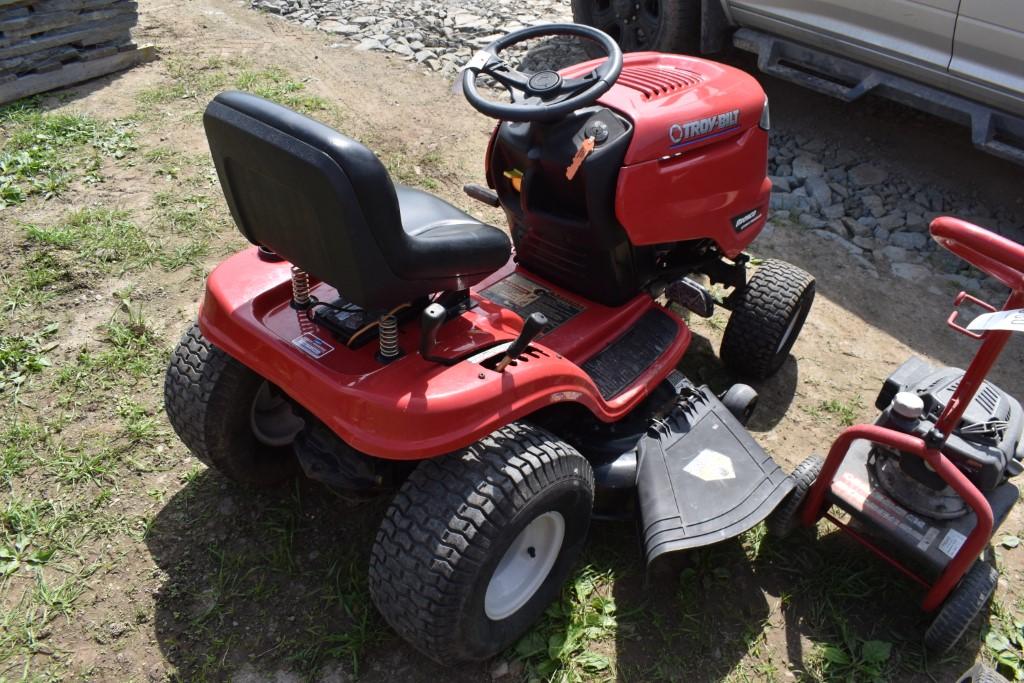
(56, 304, 165, 400)
(137, 59, 327, 116)
(0, 100, 136, 207)
(25, 208, 153, 268)
(383, 148, 446, 191)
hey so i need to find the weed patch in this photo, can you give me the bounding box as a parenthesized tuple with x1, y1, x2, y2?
(25, 208, 153, 270)
(806, 396, 865, 426)
(0, 323, 58, 398)
(0, 100, 136, 207)
(515, 566, 619, 681)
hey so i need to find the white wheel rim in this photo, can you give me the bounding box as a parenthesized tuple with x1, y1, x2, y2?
(775, 307, 803, 355)
(249, 382, 304, 447)
(484, 511, 565, 621)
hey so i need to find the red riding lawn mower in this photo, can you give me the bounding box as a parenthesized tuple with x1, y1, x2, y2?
(164, 24, 816, 661)
(767, 217, 1024, 654)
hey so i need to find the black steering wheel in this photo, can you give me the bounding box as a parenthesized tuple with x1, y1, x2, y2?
(461, 24, 624, 123)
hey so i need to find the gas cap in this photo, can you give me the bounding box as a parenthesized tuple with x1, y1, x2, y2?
(892, 392, 924, 419)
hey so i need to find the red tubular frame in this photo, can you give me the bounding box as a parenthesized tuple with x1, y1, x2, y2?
(799, 217, 1024, 611)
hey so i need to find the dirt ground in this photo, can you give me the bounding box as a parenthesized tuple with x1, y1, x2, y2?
(2, 0, 1024, 681)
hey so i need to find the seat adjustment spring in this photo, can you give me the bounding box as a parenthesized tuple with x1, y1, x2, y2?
(291, 266, 311, 308)
(378, 314, 400, 361)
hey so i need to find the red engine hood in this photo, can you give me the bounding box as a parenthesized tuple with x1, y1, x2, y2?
(562, 51, 767, 165)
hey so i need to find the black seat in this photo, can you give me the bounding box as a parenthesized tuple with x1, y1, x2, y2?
(203, 91, 511, 311)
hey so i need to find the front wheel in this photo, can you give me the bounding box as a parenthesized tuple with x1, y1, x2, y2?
(368, 422, 594, 663)
(720, 259, 816, 380)
(765, 455, 824, 539)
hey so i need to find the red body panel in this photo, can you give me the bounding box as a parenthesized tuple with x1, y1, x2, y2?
(615, 130, 771, 255)
(799, 217, 1024, 611)
(560, 52, 771, 256)
(198, 248, 691, 461)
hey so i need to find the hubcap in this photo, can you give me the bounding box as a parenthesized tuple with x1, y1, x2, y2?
(484, 511, 566, 621)
(249, 382, 304, 447)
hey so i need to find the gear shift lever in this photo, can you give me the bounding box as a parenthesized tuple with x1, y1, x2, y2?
(495, 312, 548, 372)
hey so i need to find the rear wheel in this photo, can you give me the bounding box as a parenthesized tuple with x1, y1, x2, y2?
(720, 259, 816, 380)
(925, 559, 999, 654)
(571, 0, 701, 54)
(368, 422, 594, 663)
(164, 323, 302, 486)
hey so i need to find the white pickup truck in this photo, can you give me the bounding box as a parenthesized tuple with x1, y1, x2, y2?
(571, 0, 1024, 164)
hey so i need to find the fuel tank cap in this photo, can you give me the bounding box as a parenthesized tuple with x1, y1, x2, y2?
(892, 391, 925, 419)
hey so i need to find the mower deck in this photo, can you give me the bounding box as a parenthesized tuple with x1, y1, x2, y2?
(827, 439, 1019, 579)
(198, 248, 691, 460)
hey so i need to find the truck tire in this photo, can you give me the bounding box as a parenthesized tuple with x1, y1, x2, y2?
(571, 0, 701, 54)
(720, 259, 815, 380)
(368, 422, 594, 663)
(164, 322, 301, 486)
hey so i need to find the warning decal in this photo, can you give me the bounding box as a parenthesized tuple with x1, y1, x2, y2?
(480, 273, 583, 332)
(832, 471, 939, 550)
(683, 449, 736, 482)
(292, 333, 335, 359)
(938, 529, 967, 559)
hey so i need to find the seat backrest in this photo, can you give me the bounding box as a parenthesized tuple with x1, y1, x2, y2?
(203, 91, 407, 309)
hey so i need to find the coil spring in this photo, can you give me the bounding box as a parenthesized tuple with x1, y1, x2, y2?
(291, 266, 311, 307)
(378, 314, 400, 359)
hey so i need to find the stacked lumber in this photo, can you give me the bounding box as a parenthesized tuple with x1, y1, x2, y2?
(0, 0, 151, 104)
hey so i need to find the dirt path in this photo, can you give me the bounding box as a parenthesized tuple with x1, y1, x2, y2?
(1, 1, 1023, 681)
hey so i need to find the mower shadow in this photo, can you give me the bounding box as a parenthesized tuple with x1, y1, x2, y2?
(145, 469, 989, 682)
(596, 519, 990, 682)
(752, 527, 988, 682)
(678, 332, 799, 432)
(603, 527, 773, 682)
(145, 469, 493, 682)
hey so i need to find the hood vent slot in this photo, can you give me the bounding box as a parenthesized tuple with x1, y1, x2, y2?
(616, 65, 703, 99)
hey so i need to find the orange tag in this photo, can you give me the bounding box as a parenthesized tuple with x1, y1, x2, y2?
(565, 136, 595, 181)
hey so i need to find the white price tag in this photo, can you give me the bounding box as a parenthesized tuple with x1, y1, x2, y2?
(966, 308, 1024, 333)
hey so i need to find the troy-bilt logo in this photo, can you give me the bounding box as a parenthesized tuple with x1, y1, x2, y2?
(669, 109, 740, 146)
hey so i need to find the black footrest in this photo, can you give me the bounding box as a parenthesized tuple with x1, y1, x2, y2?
(636, 383, 793, 565)
(582, 309, 678, 400)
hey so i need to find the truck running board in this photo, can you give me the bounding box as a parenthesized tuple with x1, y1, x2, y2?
(636, 383, 793, 566)
(733, 28, 1024, 166)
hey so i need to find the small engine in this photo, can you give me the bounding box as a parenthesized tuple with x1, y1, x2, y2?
(870, 356, 1024, 519)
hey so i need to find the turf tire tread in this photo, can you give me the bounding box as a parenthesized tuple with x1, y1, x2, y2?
(368, 422, 593, 662)
(720, 259, 815, 379)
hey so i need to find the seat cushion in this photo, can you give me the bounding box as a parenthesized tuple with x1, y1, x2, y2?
(391, 185, 511, 281)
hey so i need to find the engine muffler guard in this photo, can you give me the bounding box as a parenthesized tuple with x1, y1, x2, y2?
(636, 384, 793, 566)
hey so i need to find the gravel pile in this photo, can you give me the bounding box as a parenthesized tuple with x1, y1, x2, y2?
(252, 0, 571, 77)
(250, 0, 1023, 292)
(766, 131, 1023, 292)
